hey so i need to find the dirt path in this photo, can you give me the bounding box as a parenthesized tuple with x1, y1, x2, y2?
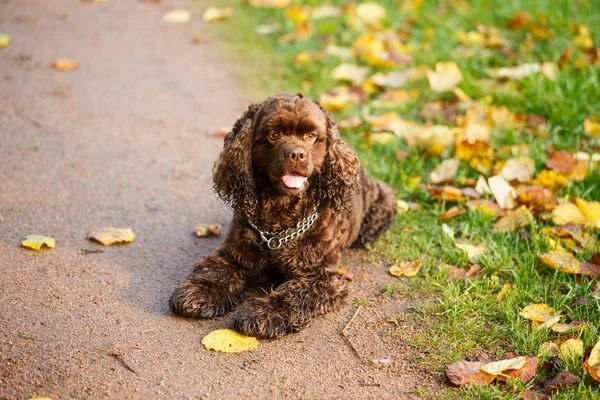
(0, 1, 442, 398)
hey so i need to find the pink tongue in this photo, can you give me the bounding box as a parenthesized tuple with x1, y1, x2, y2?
(281, 174, 308, 189)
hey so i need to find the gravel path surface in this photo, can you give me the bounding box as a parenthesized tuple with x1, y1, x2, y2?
(0, 1, 441, 398)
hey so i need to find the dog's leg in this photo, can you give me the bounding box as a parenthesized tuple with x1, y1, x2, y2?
(351, 180, 396, 248)
(169, 253, 247, 318)
(233, 253, 348, 338)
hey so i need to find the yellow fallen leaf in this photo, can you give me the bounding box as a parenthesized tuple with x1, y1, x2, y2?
(430, 158, 459, 184)
(475, 176, 492, 195)
(312, 4, 342, 19)
(584, 339, 600, 381)
(248, 0, 291, 8)
(575, 198, 600, 229)
(532, 169, 567, 189)
(573, 25, 594, 50)
(427, 61, 463, 93)
(52, 59, 79, 72)
(455, 241, 488, 262)
(536, 314, 561, 330)
(325, 45, 355, 60)
(488, 175, 517, 209)
(538, 249, 600, 276)
(88, 227, 135, 246)
(389, 260, 422, 277)
(194, 224, 221, 238)
(552, 203, 587, 226)
(559, 338, 584, 361)
(21, 234, 56, 251)
(500, 157, 535, 183)
(355, 2, 386, 26)
(284, 5, 310, 24)
(0, 34, 10, 48)
(584, 118, 600, 136)
(520, 303, 556, 322)
(202, 7, 233, 22)
(331, 63, 368, 85)
(551, 321, 586, 333)
(491, 205, 532, 233)
(162, 9, 192, 23)
(539, 342, 560, 358)
(480, 356, 527, 377)
(202, 329, 258, 353)
(496, 283, 513, 301)
(318, 87, 360, 112)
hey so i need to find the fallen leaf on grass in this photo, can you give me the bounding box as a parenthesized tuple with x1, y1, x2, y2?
(489, 356, 539, 382)
(248, 0, 291, 8)
(517, 186, 557, 212)
(88, 227, 135, 246)
(456, 241, 488, 262)
(538, 249, 600, 276)
(492, 205, 533, 233)
(427, 185, 464, 202)
(496, 283, 513, 301)
(427, 61, 463, 93)
(202, 329, 258, 353)
(551, 320, 586, 333)
(0, 34, 10, 48)
(430, 158, 459, 184)
(584, 118, 600, 136)
(355, 2, 386, 26)
(539, 342, 560, 358)
(520, 303, 556, 322)
(575, 198, 600, 229)
(162, 9, 191, 23)
(552, 203, 587, 225)
(21, 234, 56, 251)
(542, 371, 581, 394)
(488, 175, 517, 209)
(468, 199, 504, 217)
(194, 224, 221, 237)
(319, 87, 360, 112)
(52, 59, 79, 72)
(439, 206, 466, 221)
(445, 360, 495, 387)
(389, 260, 422, 277)
(546, 151, 582, 175)
(202, 7, 233, 22)
(583, 339, 600, 381)
(521, 391, 551, 400)
(488, 62, 557, 81)
(558, 338, 584, 361)
(501, 157, 535, 183)
(331, 63, 368, 85)
(440, 263, 482, 280)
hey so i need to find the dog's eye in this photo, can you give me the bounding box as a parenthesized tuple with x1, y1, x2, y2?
(304, 132, 317, 141)
(269, 132, 281, 141)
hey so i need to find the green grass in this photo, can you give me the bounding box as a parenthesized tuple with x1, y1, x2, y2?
(201, 0, 600, 398)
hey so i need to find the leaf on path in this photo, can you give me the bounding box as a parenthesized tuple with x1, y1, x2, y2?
(0, 34, 10, 48)
(456, 241, 488, 262)
(88, 227, 135, 246)
(558, 338, 584, 361)
(445, 360, 495, 387)
(542, 371, 581, 394)
(430, 158, 459, 184)
(575, 198, 600, 229)
(202, 329, 258, 353)
(389, 260, 422, 278)
(207, 126, 230, 138)
(491, 205, 533, 233)
(488, 175, 517, 210)
(248, 0, 291, 8)
(331, 63, 368, 85)
(538, 249, 600, 276)
(21, 234, 56, 251)
(501, 157, 535, 183)
(202, 7, 233, 22)
(520, 303, 556, 323)
(583, 339, 600, 382)
(162, 9, 191, 23)
(427, 61, 463, 93)
(194, 224, 221, 238)
(52, 59, 79, 72)
(552, 203, 587, 226)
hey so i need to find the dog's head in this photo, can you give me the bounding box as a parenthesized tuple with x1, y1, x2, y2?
(213, 93, 360, 219)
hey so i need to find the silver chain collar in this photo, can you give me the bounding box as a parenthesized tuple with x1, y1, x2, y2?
(247, 205, 319, 250)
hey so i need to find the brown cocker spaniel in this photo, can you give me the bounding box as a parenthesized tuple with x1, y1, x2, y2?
(170, 93, 397, 338)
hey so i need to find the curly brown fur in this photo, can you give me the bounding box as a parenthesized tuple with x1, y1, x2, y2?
(169, 93, 397, 339)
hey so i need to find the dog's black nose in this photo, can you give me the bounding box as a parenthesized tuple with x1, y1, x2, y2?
(284, 147, 306, 161)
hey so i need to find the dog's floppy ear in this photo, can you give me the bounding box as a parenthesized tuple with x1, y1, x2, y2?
(213, 103, 260, 219)
(317, 104, 360, 213)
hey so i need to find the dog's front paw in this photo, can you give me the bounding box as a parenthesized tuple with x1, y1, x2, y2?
(233, 298, 301, 339)
(169, 282, 241, 318)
